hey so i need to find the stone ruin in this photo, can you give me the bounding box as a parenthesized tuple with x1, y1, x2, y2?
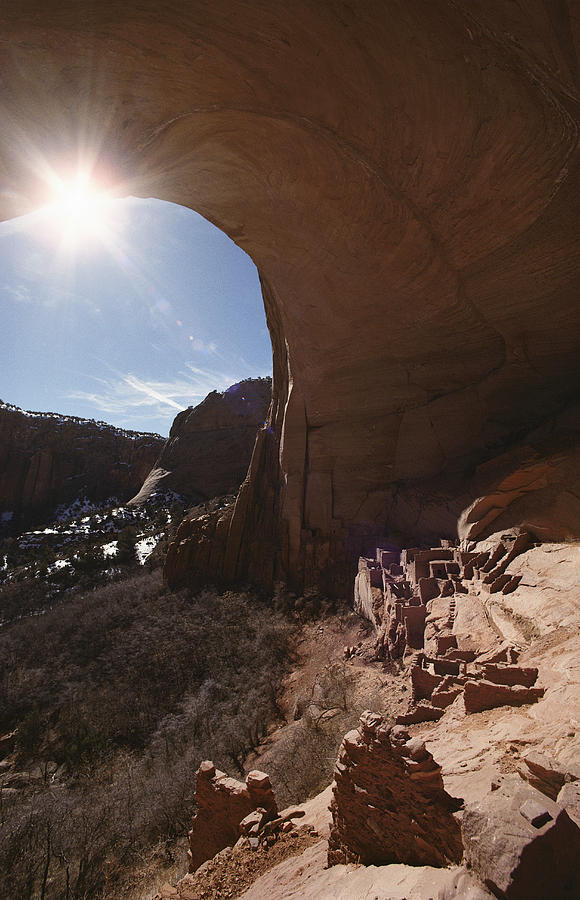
(174, 722, 580, 900)
(328, 712, 580, 898)
(186, 759, 315, 877)
(328, 711, 463, 868)
(188, 761, 278, 871)
(355, 531, 530, 654)
(355, 531, 546, 723)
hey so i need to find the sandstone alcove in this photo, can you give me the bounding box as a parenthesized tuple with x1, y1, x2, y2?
(2, 1, 580, 595)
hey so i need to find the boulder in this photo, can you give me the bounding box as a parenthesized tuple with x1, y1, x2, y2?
(557, 782, 580, 828)
(462, 775, 580, 899)
(520, 752, 578, 801)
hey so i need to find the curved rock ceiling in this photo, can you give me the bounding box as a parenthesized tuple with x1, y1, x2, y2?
(2, 1, 580, 593)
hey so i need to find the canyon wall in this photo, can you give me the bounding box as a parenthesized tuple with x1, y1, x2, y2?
(129, 378, 271, 507)
(0, 401, 163, 529)
(2, 2, 580, 592)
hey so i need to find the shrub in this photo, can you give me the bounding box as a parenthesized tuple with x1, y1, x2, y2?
(0, 572, 295, 898)
(17, 706, 42, 756)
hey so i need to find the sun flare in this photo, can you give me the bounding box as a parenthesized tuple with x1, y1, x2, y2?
(42, 173, 116, 248)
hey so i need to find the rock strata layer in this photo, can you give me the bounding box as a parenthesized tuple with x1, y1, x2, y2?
(327, 711, 463, 868)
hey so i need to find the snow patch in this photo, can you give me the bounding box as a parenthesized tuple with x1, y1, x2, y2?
(135, 535, 162, 564)
(102, 541, 119, 558)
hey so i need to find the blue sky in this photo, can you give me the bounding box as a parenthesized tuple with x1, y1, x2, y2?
(0, 197, 271, 436)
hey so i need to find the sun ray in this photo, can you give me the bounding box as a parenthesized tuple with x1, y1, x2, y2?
(41, 171, 118, 250)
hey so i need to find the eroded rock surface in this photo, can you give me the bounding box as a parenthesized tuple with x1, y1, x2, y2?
(2, 3, 580, 593)
(130, 378, 270, 508)
(462, 775, 580, 899)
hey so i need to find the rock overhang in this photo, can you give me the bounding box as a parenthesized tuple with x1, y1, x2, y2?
(2, 1, 580, 593)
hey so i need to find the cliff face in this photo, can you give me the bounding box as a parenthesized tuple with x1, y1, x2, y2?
(130, 378, 271, 506)
(2, 3, 580, 592)
(0, 401, 164, 530)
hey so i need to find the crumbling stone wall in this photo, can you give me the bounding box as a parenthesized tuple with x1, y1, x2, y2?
(328, 711, 463, 868)
(188, 761, 277, 872)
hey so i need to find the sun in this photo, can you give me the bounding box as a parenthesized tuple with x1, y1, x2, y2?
(42, 172, 116, 248)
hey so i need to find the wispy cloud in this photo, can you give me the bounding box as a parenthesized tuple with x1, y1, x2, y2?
(121, 375, 184, 411)
(67, 364, 238, 426)
(2, 283, 33, 304)
(2, 271, 81, 308)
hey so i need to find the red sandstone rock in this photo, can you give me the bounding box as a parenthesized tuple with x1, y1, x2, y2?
(411, 665, 442, 701)
(482, 573, 513, 594)
(188, 761, 277, 872)
(431, 685, 464, 709)
(462, 775, 580, 899)
(520, 752, 578, 801)
(433, 657, 460, 676)
(436, 633, 458, 655)
(557, 783, 580, 828)
(2, 5, 580, 594)
(482, 664, 538, 688)
(476, 643, 520, 665)
(165, 504, 234, 591)
(502, 575, 522, 594)
(396, 701, 445, 725)
(328, 712, 462, 867)
(130, 379, 270, 507)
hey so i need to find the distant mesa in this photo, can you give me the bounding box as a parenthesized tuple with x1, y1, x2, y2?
(0, 400, 164, 533)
